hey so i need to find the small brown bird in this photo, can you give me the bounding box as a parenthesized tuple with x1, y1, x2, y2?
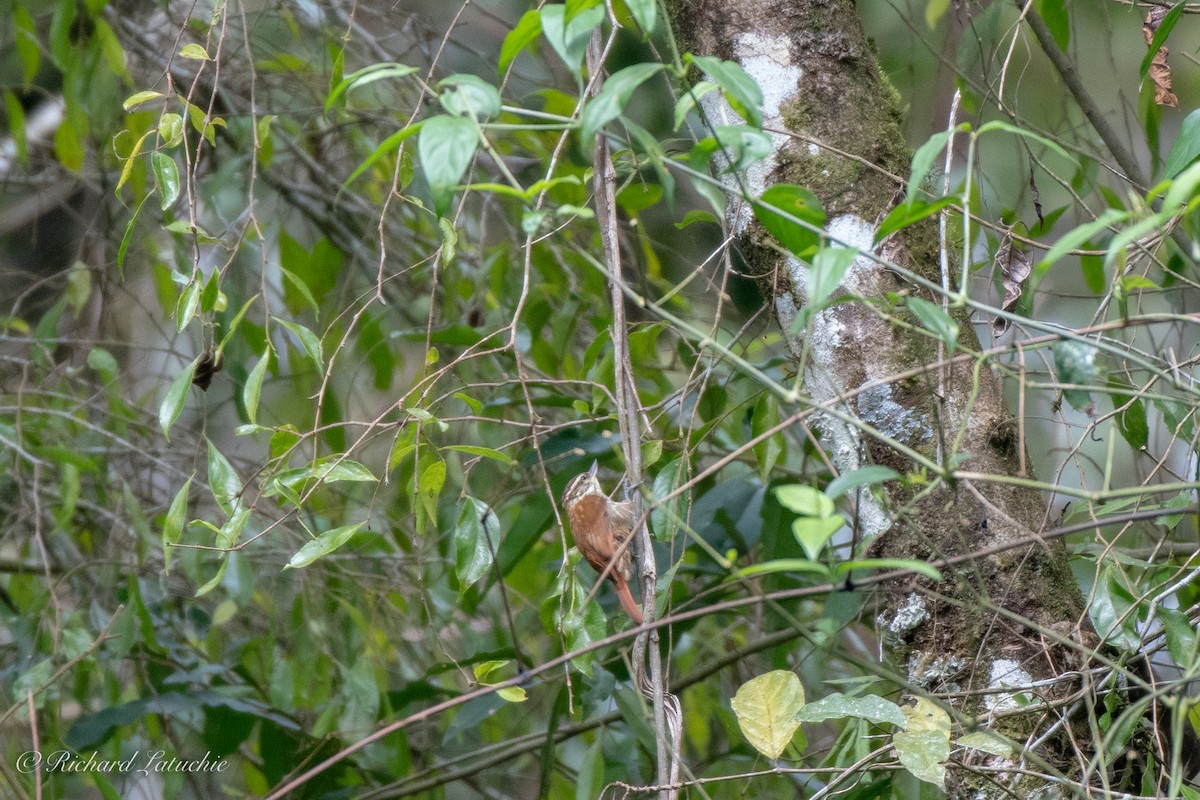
(561, 461, 644, 625)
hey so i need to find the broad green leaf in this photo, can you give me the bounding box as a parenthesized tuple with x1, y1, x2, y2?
(730, 671, 806, 759)
(243, 350, 270, 425)
(195, 555, 228, 597)
(1035, 208, 1127, 273)
(87, 347, 118, 380)
(736, 559, 834, 579)
(215, 506, 250, 549)
(159, 113, 184, 146)
(454, 496, 496, 590)
(907, 296, 958, 350)
(796, 693, 906, 726)
(626, 0, 657, 35)
(419, 459, 446, 522)
(956, 731, 1012, 757)
(179, 43, 211, 60)
(497, 687, 527, 703)
(825, 465, 900, 499)
(1139, 1, 1186, 81)
(874, 197, 957, 242)
(285, 521, 367, 569)
(444, 445, 514, 465)
(158, 356, 197, 438)
(1036, 0, 1069, 51)
(499, 10, 542, 75)
(343, 123, 422, 187)
(207, 440, 241, 516)
(753, 184, 826, 258)
(54, 117, 85, 173)
(689, 55, 763, 127)
(836, 559, 943, 582)
(1158, 607, 1198, 667)
(1115, 397, 1149, 451)
(925, 0, 950, 28)
(907, 128, 958, 201)
(438, 74, 502, 120)
(976, 120, 1074, 164)
(14, 7, 40, 85)
(151, 151, 179, 210)
(418, 114, 479, 216)
(276, 319, 323, 368)
(894, 698, 950, 789)
(325, 62, 418, 112)
(791, 517, 843, 561)
(1163, 107, 1200, 180)
(539, 4, 604, 73)
(162, 476, 192, 574)
(775, 484, 834, 518)
(1052, 340, 1096, 410)
(673, 81, 717, 131)
(123, 90, 163, 111)
(580, 62, 665, 147)
(807, 246, 858, 309)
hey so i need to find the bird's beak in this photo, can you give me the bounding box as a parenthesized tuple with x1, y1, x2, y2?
(588, 460, 599, 478)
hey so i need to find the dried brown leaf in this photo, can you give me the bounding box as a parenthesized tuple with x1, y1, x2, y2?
(992, 235, 1031, 335)
(1145, 9, 1179, 108)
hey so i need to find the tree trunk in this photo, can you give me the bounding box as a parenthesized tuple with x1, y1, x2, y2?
(674, 0, 1091, 795)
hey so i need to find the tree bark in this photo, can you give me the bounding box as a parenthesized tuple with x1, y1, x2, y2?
(673, 0, 1091, 795)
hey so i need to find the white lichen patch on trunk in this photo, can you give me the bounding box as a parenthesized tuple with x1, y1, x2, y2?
(774, 214, 892, 540)
(700, 31, 801, 233)
(985, 659, 1034, 712)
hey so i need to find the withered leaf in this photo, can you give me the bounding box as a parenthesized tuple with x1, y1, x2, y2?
(992, 235, 1031, 335)
(1145, 8, 1179, 108)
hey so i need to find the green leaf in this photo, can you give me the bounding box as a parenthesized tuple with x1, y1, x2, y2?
(159, 113, 184, 146)
(730, 671, 806, 759)
(874, 197, 957, 242)
(207, 440, 241, 516)
(14, 7, 40, 85)
(438, 74, 502, 120)
(151, 152, 180, 210)
(976, 120, 1074, 164)
(162, 476, 192, 574)
(1158, 607, 1198, 667)
(736, 559, 834, 579)
(1139, 1, 1186, 81)
(4, 93, 26, 166)
(580, 62, 665, 147)
(158, 356, 197, 439)
(419, 459, 446, 522)
(775, 484, 834, 518)
(752, 184, 826, 258)
(796, 693, 905, 726)
(825, 465, 900, 500)
(499, 10, 542, 75)
(1036, 0, 1069, 51)
(1163, 107, 1200, 180)
(343, 122, 422, 187)
(791, 517, 843, 561)
(1115, 397, 1149, 451)
(906, 296, 958, 350)
(179, 43, 211, 60)
(454, 496, 496, 590)
(285, 521, 367, 569)
(243, 350, 270, 425)
(325, 62, 418, 112)
(418, 114, 479, 217)
(835, 558, 943, 582)
(539, 4, 604, 73)
(54, 117, 85, 173)
(956, 731, 1012, 758)
(496, 686, 527, 703)
(444, 445, 514, 465)
(1052, 340, 1096, 410)
(276, 319, 323, 368)
(894, 698, 950, 789)
(123, 90, 163, 111)
(807, 246, 858, 309)
(906, 129, 957, 201)
(87, 347, 118, 380)
(689, 55, 764, 127)
(1035, 208, 1127, 274)
(626, 0, 657, 34)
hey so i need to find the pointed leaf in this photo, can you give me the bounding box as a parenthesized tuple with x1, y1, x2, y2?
(731, 671, 806, 759)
